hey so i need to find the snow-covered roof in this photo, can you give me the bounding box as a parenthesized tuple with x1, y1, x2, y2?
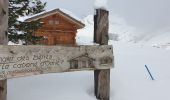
(18, 8, 85, 29)
(94, 0, 108, 10)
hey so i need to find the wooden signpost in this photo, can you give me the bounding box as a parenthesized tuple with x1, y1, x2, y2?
(0, 45, 113, 80)
(0, 0, 113, 100)
(94, 9, 110, 100)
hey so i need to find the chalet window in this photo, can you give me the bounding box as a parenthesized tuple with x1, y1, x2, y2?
(48, 20, 59, 25)
(49, 20, 53, 25)
(54, 20, 59, 24)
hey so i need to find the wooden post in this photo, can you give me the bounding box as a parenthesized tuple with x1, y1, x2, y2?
(0, 0, 8, 100)
(94, 9, 110, 100)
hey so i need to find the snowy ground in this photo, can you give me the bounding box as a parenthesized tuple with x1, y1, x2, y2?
(8, 12, 170, 100)
(8, 41, 170, 100)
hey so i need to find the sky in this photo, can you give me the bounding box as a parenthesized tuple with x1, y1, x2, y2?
(42, 0, 170, 34)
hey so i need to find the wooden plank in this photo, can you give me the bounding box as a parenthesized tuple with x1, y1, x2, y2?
(0, 45, 113, 80)
(94, 9, 111, 100)
(94, 9, 109, 45)
(0, 0, 8, 44)
(94, 69, 110, 100)
(0, 0, 8, 100)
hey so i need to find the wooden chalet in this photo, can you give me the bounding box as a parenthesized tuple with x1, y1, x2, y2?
(69, 53, 94, 69)
(25, 8, 85, 45)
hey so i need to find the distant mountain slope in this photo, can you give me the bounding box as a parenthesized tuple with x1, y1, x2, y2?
(77, 15, 170, 49)
(76, 15, 136, 44)
(109, 15, 136, 42)
(140, 29, 170, 49)
(76, 15, 94, 45)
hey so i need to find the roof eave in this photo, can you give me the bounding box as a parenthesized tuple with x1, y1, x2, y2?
(24, 9, 85, 29)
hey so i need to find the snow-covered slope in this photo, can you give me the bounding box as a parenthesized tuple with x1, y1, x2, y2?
(109, 15, 136, 42)
(139, 28, 170, 49)
(8, 42, 170, 100)
(76, 14, 143, 44)
(76, 15, 94, 45)
(76, 15, 136, 45)
(77, 15, 170, 49)
(7, 14, 170, 100)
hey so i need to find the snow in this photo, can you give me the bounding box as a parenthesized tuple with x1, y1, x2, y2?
(109, 15, 136, 42)
(8, 14, 170, 100)
(8, 41, 170, 100)
(77, 14, 170, 49)
(76, 15, 94, 45)
(8, 40, 23, 45)
(18, 8, 82, 22)
(138, 28, 170, 49)
(94, 0, 108, 10)
(76, 15, 136, 45)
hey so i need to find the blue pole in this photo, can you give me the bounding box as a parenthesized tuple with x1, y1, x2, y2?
(145, 65, 155, 80)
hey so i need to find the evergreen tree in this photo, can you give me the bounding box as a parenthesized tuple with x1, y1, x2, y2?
(9, 0, 46, 44)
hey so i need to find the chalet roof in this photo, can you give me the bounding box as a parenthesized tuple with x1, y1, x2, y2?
(22, 8, 85, 29)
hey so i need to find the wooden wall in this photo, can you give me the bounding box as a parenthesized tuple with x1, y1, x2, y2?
(33, 13, 78, 45)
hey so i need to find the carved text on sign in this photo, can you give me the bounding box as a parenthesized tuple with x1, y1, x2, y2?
(0, 45, 113, 80)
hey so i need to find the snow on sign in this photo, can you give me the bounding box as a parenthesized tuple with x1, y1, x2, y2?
(0, 45, 113, 80)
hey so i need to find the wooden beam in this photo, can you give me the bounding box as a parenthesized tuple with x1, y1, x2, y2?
(94, 9, 109, 45)
(94, 9, 111, 100)
(0, 45, 113, 80)
(0, 0, 8, 99)
(0, 0, 8, 44)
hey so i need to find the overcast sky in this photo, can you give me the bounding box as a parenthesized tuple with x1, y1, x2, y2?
(42, 0, 170, 33)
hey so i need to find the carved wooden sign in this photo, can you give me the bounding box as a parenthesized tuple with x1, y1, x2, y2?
(0, 45, 113, 80)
